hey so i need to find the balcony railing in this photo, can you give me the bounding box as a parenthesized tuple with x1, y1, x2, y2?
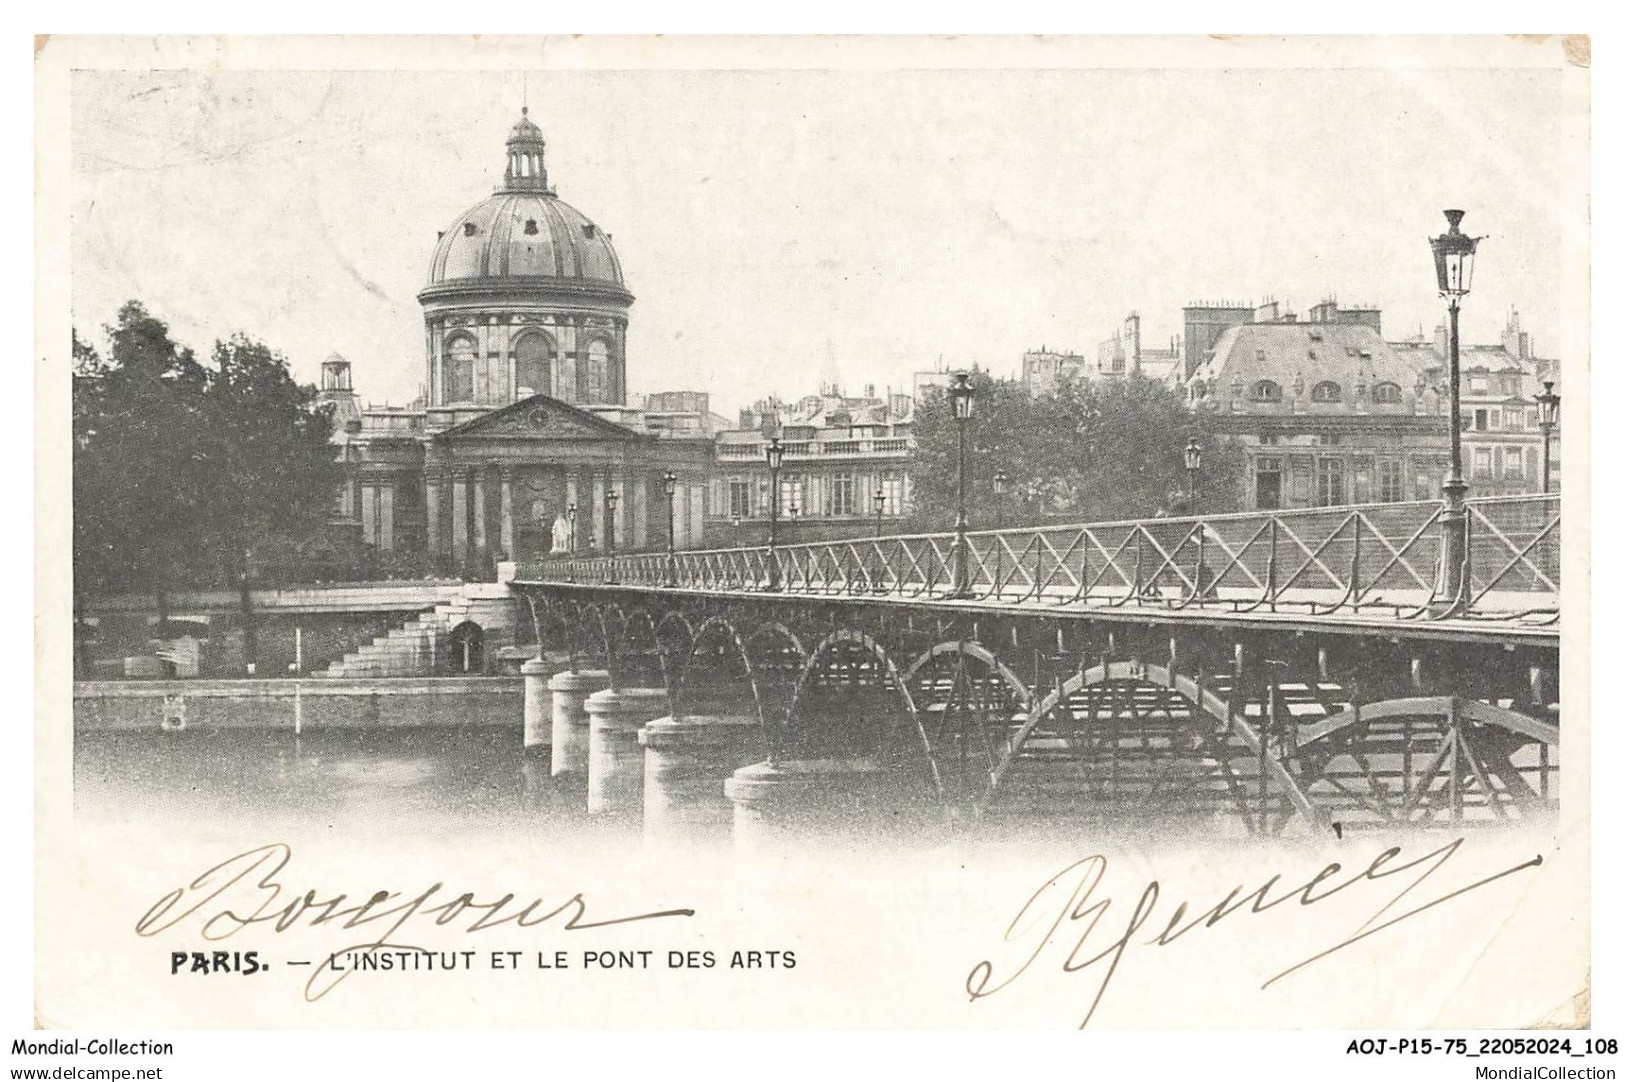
(714, 437, 912, 460)
(518, 493, 1559, 626)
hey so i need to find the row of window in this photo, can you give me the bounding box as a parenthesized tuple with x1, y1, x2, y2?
(442, 334, 613, 405)
(723, 472, 909, 520)
(1249, 380, 1405, 405)
(1254, 455, 1433, 508)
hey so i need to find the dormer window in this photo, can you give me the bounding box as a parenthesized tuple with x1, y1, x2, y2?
(1311, 380, 1343, 403)
(1252, 380, 1283, 403)
(1373, 382, 1403, 405)
(583, 224, 597, 238)
(463, 222, 477, 237)
(524, 218, 539, 236)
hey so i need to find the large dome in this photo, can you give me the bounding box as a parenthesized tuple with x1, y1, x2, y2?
(423, 108, 625, 290)
(425, 190, 624, 286)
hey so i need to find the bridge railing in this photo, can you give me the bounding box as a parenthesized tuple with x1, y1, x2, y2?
(519, 493, 1559, 623)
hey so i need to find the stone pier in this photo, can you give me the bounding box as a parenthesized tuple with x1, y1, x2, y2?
(547, 669, 609, 779)
(521, 653, 569, 751)
(639, 714, 764, 840)
(723, 758, 886, 848)
(584, 687, 669, 816)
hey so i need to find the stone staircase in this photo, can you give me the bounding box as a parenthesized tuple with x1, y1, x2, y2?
(317, 584, 516, 679)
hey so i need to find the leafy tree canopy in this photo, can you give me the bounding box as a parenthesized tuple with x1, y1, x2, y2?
(909, 372, 1243, 529)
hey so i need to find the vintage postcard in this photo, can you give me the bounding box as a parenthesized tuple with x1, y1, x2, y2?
(32, 34, 1593, 1040)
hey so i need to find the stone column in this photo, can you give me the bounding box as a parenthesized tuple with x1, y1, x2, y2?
(522, 655, 566, 751)
(378, 483, 395, 552)
(499, 467, 516, 559)
(640, 715, 764, 840)
(591, 470, 606, 551)
(565, 471, 581, 551)
(425, 470, 442, 556)
(584, 687, 669, 817)
(548, 669, 609, 779)
(632, 473, 649, 550)
(688, 484, 705, 547)
(472, 468, 489, 555)
(723, 758, 886, 849)
(359, 482, 377, 546)
(451, 471, 469, 564)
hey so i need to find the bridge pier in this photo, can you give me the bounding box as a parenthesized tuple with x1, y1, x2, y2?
(639, 715, 764, 841)
(521, 653, 569, 751)
(723, 758, 885, 848)
(548, 669, 609, 779)
(584, 687, 669, 817)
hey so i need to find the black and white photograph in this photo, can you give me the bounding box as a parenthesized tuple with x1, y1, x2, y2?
(22, 30, 1603, 1070)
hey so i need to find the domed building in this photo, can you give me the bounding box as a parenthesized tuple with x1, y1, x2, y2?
(336, 109, 716, 574)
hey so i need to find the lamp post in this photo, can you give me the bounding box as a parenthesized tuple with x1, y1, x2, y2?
(1535, 379, 1560, 495)
(1429, 208, 1485, 608)
(993, 470, 1007, 528)
(605, 489, 619, 583)
(566, 502, 576, 552)
(764, 436, 784, 591)
(873, 488, 886, 537)
(1184, 438, 1203, 511)
(663, 470, 679, 586)
(947, 371, 977, 598)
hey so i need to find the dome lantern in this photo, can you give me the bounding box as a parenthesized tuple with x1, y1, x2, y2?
(502, 107, 549, 193)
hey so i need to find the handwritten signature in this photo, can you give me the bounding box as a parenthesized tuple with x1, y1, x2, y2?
(136, 843, 694, 1001)
(966, 837, 1542, 1028)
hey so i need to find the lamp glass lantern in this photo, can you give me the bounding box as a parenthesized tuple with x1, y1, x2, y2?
(664, 470, 678, 496)
(1184, 438, 1203, 472)
(1429, 209, 1482, 299)
(948, 371, 976, 420)
(765, 437, 784, 471)
(1536, 380, 1560, 429)
(993, 470, 1007, 495)
(606, 490, 619, 511)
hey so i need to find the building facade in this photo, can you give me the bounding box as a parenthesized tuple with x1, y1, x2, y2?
(1189, 319, 1452, 510)
(706, 385, 915, 544)
(329, 110, 714, 574)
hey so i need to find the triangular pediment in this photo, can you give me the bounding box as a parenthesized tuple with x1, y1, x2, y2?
(436, 395, 642, 442)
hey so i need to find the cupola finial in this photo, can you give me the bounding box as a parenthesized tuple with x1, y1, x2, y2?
(501, 109, 549, 193)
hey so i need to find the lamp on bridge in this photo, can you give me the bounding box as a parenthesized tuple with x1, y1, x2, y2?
(566, 502, 576, 551)
(947, 371, 977, 598)
(764, 436, 784, 591)
(1536, 380, 1560, 495)
(873, 488, 886, 537)
(663, 470, 679, 587)
(1183, 438, 1203, 511)
(1429, 209, 1486, 610)
(992, 470, 1008, 528)
(605, 489, 619, 583)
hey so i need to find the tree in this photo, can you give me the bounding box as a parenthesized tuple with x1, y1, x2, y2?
(72, 302, 210, 623)
(197, 333, 340, 665)
(909, 372, 1244, 530)
(73, 305, 341, 670)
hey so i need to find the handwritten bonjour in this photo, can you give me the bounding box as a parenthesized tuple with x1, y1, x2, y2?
(966, 837, 1543, 1028)
(135, 843, 695, 1002)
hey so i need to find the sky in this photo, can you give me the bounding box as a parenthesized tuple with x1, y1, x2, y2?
(69, 58, 1572, 416)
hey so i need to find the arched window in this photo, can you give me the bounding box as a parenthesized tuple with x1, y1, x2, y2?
(1252, 380, 1283, 403)
(513, 333, 553, 400)
(1372, 381, 1403, 405)
(1311, 380, 1343, 403)
(444, 335, 476, 404)
(586, 339, 611, 403)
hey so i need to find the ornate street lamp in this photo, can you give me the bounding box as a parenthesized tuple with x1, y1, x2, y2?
(764, 436, 784, 591)
(947, 371, 976, 598)
(1429, 208, 1486, 607)
(1184, 437, 1203, 510)
(993, 469, 1007, 528)
(873, 488, 886, 537)
(1536, 379, 1560, 495)
(566, 502, 577, 552)
(663, 470, 679, 586)
(605, 489, 619, 583)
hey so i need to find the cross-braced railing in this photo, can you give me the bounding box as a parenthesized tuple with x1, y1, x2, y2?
(520, 493, 1560, 625)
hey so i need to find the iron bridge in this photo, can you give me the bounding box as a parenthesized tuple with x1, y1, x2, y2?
(512, 494, 1562, 838)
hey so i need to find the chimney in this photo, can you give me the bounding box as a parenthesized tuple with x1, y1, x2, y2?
(1434, 322, 1448, 357)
